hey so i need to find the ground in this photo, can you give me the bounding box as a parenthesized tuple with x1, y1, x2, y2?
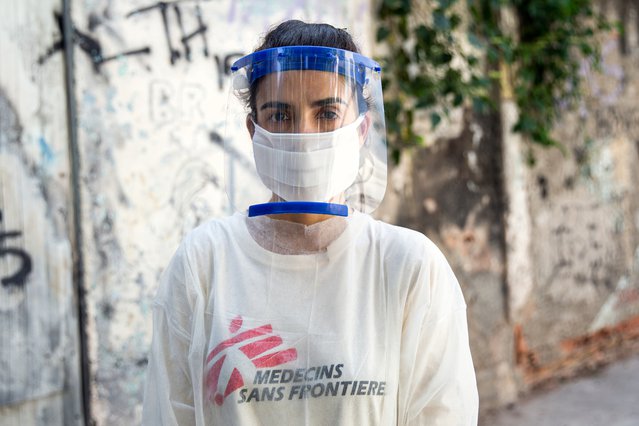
(481, 354, 639, 426)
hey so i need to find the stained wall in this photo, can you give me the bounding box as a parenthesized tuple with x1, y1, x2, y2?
(516, 0, 639, 388)
(380, 0, 639, 413)
(0, 0, 84, 424)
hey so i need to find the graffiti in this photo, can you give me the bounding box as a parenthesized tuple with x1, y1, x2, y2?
(0, 92, 32, 292)
(37, 3, 243, 90)
(0, 210, 32, 289)
(149, 81, 206, 123)
(38, 12, 151, 73)
(127, 1, 209, 65)
(0, 88, 22, 147)
(169, 157, 221, 230)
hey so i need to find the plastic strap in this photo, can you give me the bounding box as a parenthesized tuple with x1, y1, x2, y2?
(248, 202, 349, 217)
(231, 46, 381, 85)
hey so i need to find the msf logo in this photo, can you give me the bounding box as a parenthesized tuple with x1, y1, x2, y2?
(205, 316, 298, 405)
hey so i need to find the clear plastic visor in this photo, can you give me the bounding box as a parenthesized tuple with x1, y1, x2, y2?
(225, 46, 387, 215)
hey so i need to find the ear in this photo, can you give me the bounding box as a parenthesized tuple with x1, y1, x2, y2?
(246, 114, 255, 138)
(358, 113, 372, 147)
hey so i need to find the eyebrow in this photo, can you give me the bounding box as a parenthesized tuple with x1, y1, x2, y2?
(259, 97, 348, 111)
(260, 101, 291, 111)
(311, 97, 348, 107)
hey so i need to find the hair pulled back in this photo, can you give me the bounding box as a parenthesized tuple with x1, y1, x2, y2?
(254, 20, 360, 53)
(244, 20, 362, 117)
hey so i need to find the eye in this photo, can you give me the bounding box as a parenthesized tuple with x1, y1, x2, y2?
(268, 111, 290, 122)
(317, 109, 339, 121)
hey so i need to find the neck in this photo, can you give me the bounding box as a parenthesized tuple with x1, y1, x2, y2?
(266, 194, 347, 225)
(268, 212, 334, 226)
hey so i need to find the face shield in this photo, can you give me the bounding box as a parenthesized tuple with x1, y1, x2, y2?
(225, 46, 387, 217)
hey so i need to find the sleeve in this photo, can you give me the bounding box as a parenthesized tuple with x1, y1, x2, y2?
(398, 243, 479, 426)
(142, 242, 198, 426)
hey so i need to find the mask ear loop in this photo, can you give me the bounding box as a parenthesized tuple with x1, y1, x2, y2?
(356, 148, 375, 184)
(343, 148, 375, 212)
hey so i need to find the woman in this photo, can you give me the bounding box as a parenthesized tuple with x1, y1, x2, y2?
(143, 20, 478, 425)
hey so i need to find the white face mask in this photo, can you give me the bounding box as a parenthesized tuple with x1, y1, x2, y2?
(251, 115, 365, 202)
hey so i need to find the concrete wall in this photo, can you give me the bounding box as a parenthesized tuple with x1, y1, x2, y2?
(0, 0, 84, 424)
(381, 0, 639, 413)
(515, 0, 639, 387)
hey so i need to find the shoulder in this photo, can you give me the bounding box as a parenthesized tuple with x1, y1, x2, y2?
(360, 213, 447, 266)
(179, 213, 243, 257)
(160, 214, 244, 299)
(359, 215, 465, 312)
(184, 213, 240, 242)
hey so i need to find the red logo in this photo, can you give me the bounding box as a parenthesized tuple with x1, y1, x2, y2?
(205, 316, 298, 405)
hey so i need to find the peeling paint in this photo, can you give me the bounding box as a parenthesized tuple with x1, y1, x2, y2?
(516, 316, 639, 389)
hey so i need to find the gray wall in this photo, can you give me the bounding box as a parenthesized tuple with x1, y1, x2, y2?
(0, 0, 83, 424)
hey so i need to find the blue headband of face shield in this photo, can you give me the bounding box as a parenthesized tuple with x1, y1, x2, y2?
(231, 45, 382, 85)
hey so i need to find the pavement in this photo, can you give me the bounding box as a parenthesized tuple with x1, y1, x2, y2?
(481, 354, 639, 426)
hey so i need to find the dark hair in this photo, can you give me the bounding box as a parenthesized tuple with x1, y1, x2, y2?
(245, 20, 364, 118)
(254, 20, 360, 53)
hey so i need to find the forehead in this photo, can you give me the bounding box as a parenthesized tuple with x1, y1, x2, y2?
(255, 70, 351, 101)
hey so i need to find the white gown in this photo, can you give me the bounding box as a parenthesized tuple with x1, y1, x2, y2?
(142, 211, 478, 425)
